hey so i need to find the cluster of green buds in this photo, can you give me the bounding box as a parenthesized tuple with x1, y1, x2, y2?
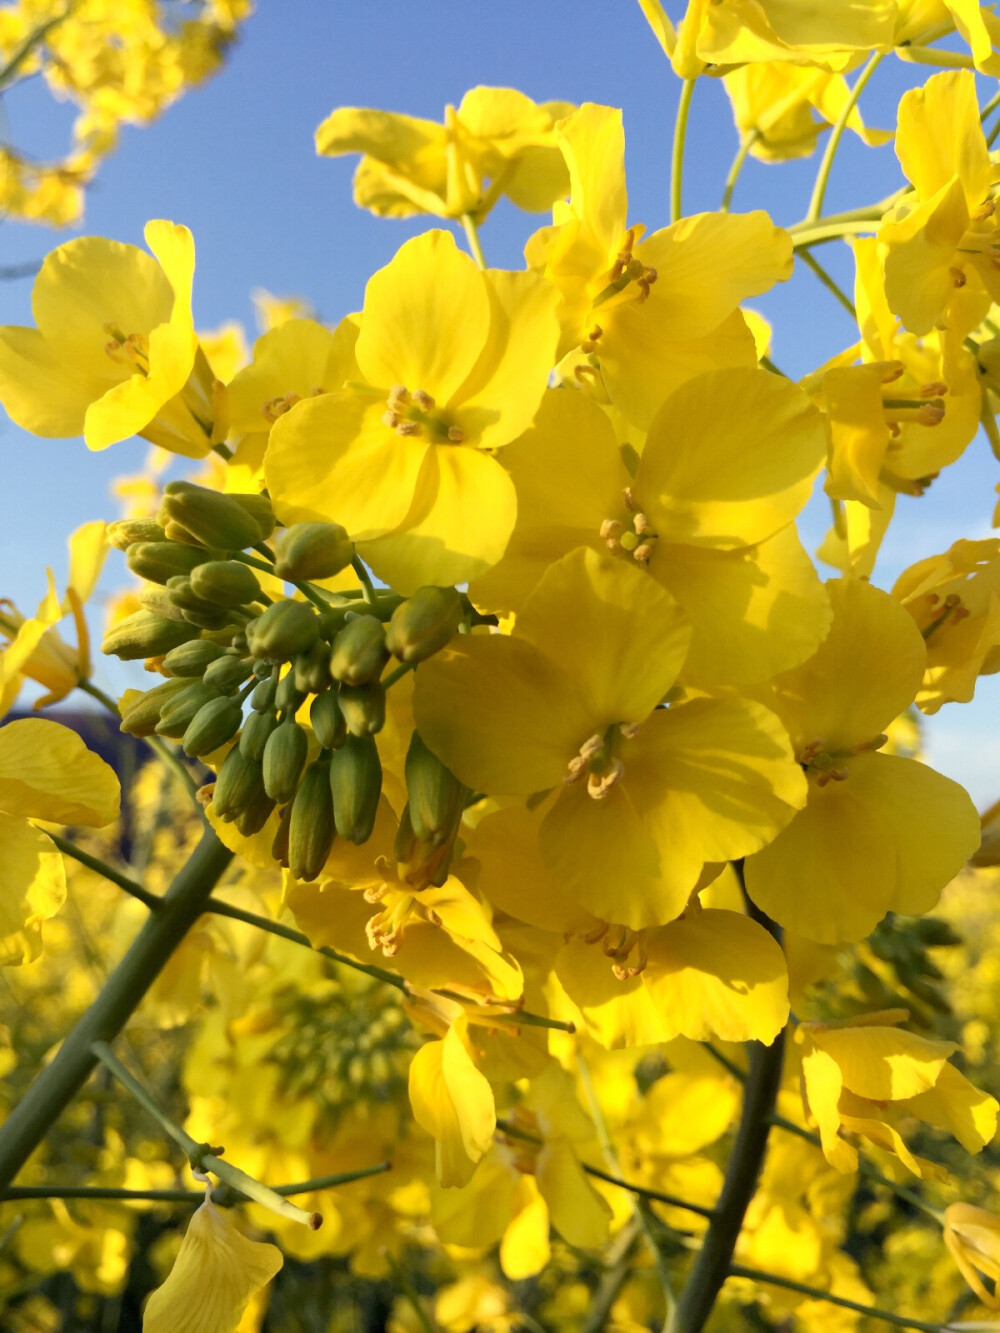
(103, 483, 468, 884)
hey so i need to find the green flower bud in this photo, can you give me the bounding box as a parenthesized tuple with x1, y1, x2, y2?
(240, 707, 279, 762)
(339, 681, 386, 736)
(273, 521, 355, 581)
(288, 758, 336, 882)
(181, 695, 244, 757)
(294, 640, 332, 695)
(230, 492, 275, 542)
(275, 669, 306, 716)
(310, 688, 346, 751)
(318, 607, 349, 639)
(212, 746, 265, 822)
(248, 599, 319, 663)
(330, 735, 382, 844)
(107, 519, 166, 551)
(102, 610, 200, 661)
(189, 560, 262, 608)
(119, 678, 190, 737)
(159, 481, 264, 550)
(271, 803, 292, 868)
(263, 719, 309, 803)
(202, 655, 253, 692)
(251, 676, 278, 712)
(329, 615, 389, 686)
(139, 586, 189, 624)
(385, 586, 462, 663)
(253, 658, 273, 679)
(405, 731, 468, 846)
(235, 788, 276, 837)
(912, 917, 963, 948)
(155, 682, 223, 738)
(162, 640, 227, 677)
(126, 541, 206, 585)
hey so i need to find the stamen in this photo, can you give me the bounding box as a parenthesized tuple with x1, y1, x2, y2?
(587, 758, 624, 800)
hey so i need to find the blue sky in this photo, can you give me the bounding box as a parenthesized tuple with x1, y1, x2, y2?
(1, 2, 998, 803)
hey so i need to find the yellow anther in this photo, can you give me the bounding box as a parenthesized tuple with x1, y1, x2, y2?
(920, 381, 949, 398)
(388, 385, 410, 408)
(447, 425, 465, 443)
(382, 409, 400, 429)
(397, 420, 422, 437)
(623, 486, 638, 512)
(579, 733, 605, 761)
(619, 722, 640, 740)
(950, 266, 967, 288)
(600, 518, 624, 542)
(633, 543, 653, 564)
(633, 512, 652, 535)
(412, 389, 436, 411)
(564, 754, 588, 785)
(587, 758, 624, 800)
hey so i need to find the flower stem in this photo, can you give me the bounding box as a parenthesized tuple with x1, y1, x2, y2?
(48, 833, 162, 911)
(0, 830, 233, 1191)
(720, 131, 758, 214)
(670, 879, 784, 1333)
(351, 555, 379, 606)
(460, 214, 487, 270)
(728, 1263, 946, 1332)
(91, 1040, 320, 1229)
(77, 678, 201, 803)
(798, 248, 857, 318)
(806, 52, 883, 223)
(671, 79, 696, 225)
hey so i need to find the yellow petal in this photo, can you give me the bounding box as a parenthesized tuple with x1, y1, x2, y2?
(355, 230, 491, 403)
(408, 1022, 496, 1187)
(142, 1197, 282, 1333)
(895, 70, 992, 209)
(801, 1047, 858, 1173)
(67, 520, 109, 603)
(359, 444, 517, 592)
(536, 1141, 611, 1250)
(637, 367, 824, 549)
(642, 909, 788, 1045)
(0, 813, 66, 965)
(556, 936, 676, 1048)
(499, 1179, 550, 1280)
(812, 1024, 956, 1101)
(0, 719, 120, 826)
(902, 1062, 998, 1154)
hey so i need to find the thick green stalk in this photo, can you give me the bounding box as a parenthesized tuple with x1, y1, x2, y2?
(0, 831, 233, 1191)
(460, 213, 487, 270)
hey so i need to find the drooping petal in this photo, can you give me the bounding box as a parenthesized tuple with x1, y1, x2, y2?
(642, 908, 789, 1045)
(636, 368, 825, 549)
(801, 1047, 857, 1173)
(0, 813, 66, 966)
(901, 1063, 998, 1155)
(0, 719, 120, 826)
(408, 1022, 496, 1187)
(499, 1178, 551, 1279)
(536, 1140, 611, 1249)
(811, 1025, 956, 1101)
(142, 1197, 282, 1333)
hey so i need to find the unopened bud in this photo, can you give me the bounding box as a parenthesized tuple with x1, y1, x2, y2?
(155, 682, 223, 738)
(126, 541, 206, 586)
(159, 481, 264, 550)
(251, 675, 278, 712)
(271, 803, 292, 867)
(138, 586, 189, 624)
(275, 669, 306, 715)
(212, 746, 265, 822)
(273, 521, 355, 581)
(162, 639, 227, 677)
(120, 677, 190, 737)
(235, 787, 276, 836)
(329, 615, 389, 685)
(329, 734, 382, 844)
(294, 639, 332, 694)
(405, 731, 467, 846)
(263, 719, 309, 803)
(288, 758, 336, 882)
(248, 599, 319, 663)
(385, 586, 462, 663)
(240, 707, 279, 762)
(230, 492, 275, 542)
(107, 519, 166, 551)
(202, 655, 253, 693)
(189, 560, 262, 608)
(102, 610, 200, 660)
(181, 695, 243, 757)
(310, 688, 347, 751)
(339, 681, 386, 736)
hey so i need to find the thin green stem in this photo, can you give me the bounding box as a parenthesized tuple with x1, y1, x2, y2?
(382, 661, 416, 690)
(0, 830, 233, 1191)
(91, 1041, 320, 1229)
(578, 1051, 676, 1324)
(495, 1118, 713, 1220)
(460, 214, 487, 270)
(671, 79, 697, 225)
(583, 1219, 643, 1333)
(720, 131, 758, 214)
(759, 355, 789, 380)
(806, 53, 883, 222)
(896, 45, 974, 69)
(790, 218, 881, 249)
(980, 87, 1000, 124)
(351, 555, 379, 606)
(670, 878, 784, 1333)
(798, 248, 857, 318)
(988, 114, 1000, 150)
(384, 1251, 438, 1332)
(0, 1165, 390, 1206)
(728, 1264, 946, 1332)
(77, 679, 201, 802)
(982, 398, 1000, 462)
(212, 442, 234, 461)
(233, 550, 333, 612)
(47, 835, 161, 911)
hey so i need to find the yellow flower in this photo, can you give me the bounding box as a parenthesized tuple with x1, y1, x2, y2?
(526, 103, 791, 428)
(0, 520, 108, 716)
(416, 546, 805, 927)
(316, 87, 574, 222)
(0, 220, 220, 456)
(265, 229, 560, 589)
(944, 1202, 1000, 1310)
(409, 1016, 496, 1187)
(472, 370, 830, 687)
(743, 578, 982, 943)
(0, 717, 120, 964)
(797, 1012, 998, 1176)
(143, 1194, 282, 1333)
